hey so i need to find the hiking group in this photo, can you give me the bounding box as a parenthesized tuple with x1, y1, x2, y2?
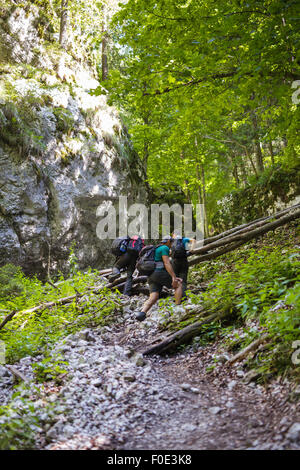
(109, 234, 195, 322)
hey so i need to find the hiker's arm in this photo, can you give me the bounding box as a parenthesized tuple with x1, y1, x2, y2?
(190, 238, 196, 250)
(187, 238, 196, 253)
(162, 256, 182, 287)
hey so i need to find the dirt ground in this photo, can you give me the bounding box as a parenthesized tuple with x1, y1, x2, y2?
(108, 315, 300, 451)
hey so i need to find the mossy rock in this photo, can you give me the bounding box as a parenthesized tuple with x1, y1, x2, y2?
(53, 107, 75, 134)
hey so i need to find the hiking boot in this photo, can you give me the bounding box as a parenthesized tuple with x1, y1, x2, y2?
(135, 311, 146, 322)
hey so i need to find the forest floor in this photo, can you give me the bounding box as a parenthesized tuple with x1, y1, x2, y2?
(108, 306, 300, 451)
(2, 294, 298, 451)
(1, 224, 299, 451)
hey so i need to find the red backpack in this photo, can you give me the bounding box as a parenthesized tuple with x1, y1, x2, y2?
(126, 236, 145, 255)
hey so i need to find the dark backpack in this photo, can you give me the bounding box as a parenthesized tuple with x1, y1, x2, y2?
(136, 245, 158, 275)
(126, 236, 145, 255)
(171, 238, 187, 259)
(111, 236, 130, 257)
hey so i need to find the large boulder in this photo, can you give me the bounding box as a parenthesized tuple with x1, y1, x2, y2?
(0, 2, 147, 276)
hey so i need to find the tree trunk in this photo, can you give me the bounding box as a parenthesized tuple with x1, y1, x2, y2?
(142, 311, 223, 355)
(195, 163, 203, 205)
(201, 162, 209, 237)
(202, 203, 299, 246)
(143, 113, 150, 174)
(59, 0, 68, 49)
(269, 141, 275, 165)
(255, 142, 264, 173)
(189, 207, 300, 265)
(101, 6, 109, 81)
(195, 136, 208, 236)
(239, 158, 248, 186)
(232, 162, 240, 186)
(246, 152, 258, 177)
(252, 114, 264, 173)
(180, 152, 192, 203)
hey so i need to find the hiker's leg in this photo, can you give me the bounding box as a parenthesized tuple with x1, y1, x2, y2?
(180, 264, 188, 300)
(123, 273, 133, 296)
(123, 255, 137, 296)
(172, 259, 186, 302)
(109, 264, 121, 281)
(141, 292, 159, 313)
(174, 281, 183, 305)
(171, 259, 180, 279)
(110, 253, 130, 281)
(114, 252, 131, 271)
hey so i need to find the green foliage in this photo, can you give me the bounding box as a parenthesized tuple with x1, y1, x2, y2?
(0, 383, 57, 450)
(0, 264, 25, 300)
(0, 83, 48, 157)
(185, 241, 300, 380)
(192, 321, 220, 348)
(0, 264, 120, 363)
(256, 282, 300, 379)
(53, 106, 75, 134)
(32, 356, 68, 383)
(212, 165, 300, 230)
(197, 246, 299, 321)
(67, 241, 79, 276)
(0, 398, 40, 450)
(102, 0, 300, 228)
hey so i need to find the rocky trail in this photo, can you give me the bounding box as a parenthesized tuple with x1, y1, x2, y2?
(1, 294, 299, 451)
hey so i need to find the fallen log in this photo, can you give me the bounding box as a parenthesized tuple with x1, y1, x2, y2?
(192, 207, 300, 255)
(203, 203, 299, 246)
(0, 295, 79, 331)
(6, 365, 30, 383)
(110, 276, 148, 294)
(98, 268, 113, 275)
(142, 311, 223, 355)
(132, 286, 150, 296)
(189, 240, 245, 266)
(110, 276, 147, 289)
(228, 334, 270, 364)
(0, 310, 17, 331)
(203, 204, 300, 249)
(0, 275, 149, 331)
(131, 285, 172, 297)
(189, 207, 300, 264)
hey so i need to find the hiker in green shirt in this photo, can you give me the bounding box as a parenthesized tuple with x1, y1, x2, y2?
(135, 236, 183, 321)
(171, 233, 196, 300)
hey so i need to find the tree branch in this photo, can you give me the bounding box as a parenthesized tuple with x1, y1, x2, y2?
(143, 71, 238, 96)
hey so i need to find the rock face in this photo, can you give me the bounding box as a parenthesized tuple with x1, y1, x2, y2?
(0, 3, 147, 275)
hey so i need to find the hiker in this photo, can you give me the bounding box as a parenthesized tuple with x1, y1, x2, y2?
(135, 235, 183, 322)
(109, 236, 144, 296)
(171, 233, 196, 300)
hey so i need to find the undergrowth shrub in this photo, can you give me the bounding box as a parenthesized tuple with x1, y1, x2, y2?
(0, 264, 25, 299)
(180, 244, 300, 381)
(0, 264, 121, 363)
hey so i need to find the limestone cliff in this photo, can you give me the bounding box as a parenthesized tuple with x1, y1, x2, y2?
(0, 2, 147, 275)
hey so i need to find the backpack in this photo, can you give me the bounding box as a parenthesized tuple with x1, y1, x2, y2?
(111, 236, 130, 257)
(126, 236, 145, 255)
(171, 238, 187, 259)
(136, 245, 158, 276)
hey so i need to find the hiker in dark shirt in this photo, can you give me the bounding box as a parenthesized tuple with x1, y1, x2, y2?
(135, 236, 183, 321)
(109, 236, 144, 297)
(171, 233, 196, 300)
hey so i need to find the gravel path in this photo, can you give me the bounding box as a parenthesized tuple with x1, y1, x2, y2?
(0, 295, 299, 450)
